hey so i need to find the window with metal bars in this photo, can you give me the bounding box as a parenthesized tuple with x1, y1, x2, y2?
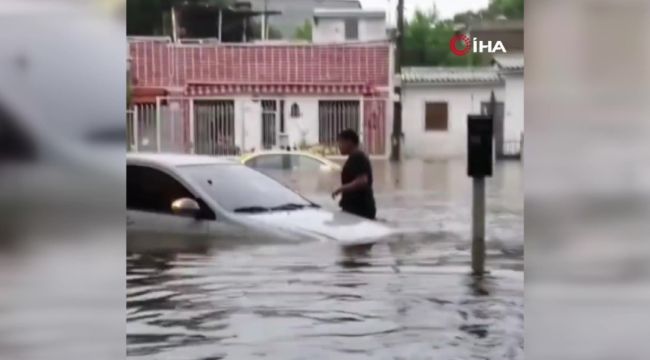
(318, 100, 360, 146)
(193, 100, 236, 155)
(261, 100, 277, 149)
(344, 18, 359, 40)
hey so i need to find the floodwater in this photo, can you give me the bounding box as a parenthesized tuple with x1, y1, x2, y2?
(127, 159, 523, 360)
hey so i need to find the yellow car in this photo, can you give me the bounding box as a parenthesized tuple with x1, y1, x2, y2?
(241, 151, 342, 172)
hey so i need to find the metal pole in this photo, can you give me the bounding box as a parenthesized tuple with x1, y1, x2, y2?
(171, 6, 178, 43)
(218, 10, 223, 42)
(472, 176, 486, 275)
(390, 0, 404, 162)
(262, 0, 268, 40)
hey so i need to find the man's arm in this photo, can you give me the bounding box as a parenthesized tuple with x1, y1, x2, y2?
(338, 174, 369, 193)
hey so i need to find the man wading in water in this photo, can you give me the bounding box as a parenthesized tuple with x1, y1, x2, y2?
(331, 129, 376, 220)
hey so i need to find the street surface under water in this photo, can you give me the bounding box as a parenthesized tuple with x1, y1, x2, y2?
(127, 159, 523, 360)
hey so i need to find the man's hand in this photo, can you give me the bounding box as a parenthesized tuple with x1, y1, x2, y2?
(331, 187, 342, 199)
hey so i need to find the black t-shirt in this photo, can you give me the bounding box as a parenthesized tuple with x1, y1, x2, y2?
(340, 150, 376, 219)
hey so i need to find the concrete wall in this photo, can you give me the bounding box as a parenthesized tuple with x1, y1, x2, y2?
(502, 73, 524, 142)
(401, 84, 505, 159)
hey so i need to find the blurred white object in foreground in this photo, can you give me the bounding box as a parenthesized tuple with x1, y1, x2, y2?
(0, 1, 125, 359)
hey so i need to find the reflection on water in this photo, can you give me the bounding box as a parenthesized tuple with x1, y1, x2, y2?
(127, 159, 523, 359)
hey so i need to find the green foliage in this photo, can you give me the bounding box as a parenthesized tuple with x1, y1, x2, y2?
(453, 0, 524, 23)
(268, 26, 284, 40)
(403, 9, 480, 67)
(402, 0, 523, 67)
(294, 20, 312, 41)
(488, 0, 524, 19)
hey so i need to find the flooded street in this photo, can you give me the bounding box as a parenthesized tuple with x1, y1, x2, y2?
(127, 159, 523, 360)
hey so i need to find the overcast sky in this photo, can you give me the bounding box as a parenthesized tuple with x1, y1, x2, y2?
(359, 0, 489, 23)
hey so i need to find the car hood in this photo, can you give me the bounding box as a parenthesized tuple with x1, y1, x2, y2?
(242, 208, 394, 245)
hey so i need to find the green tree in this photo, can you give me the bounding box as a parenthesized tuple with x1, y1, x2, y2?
(453, 0, 524, 23)
(488, 0, 524, 19)
(293, 20, 312, 41)
(402, 9, 480, 67)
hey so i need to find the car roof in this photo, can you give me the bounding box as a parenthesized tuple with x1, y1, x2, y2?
(247, 150, 318, 156)
(127, 153, 237, 167)
(243, 150, 333, 161)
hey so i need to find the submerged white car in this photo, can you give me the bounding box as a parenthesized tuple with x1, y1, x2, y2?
(127, 153, 393, 246)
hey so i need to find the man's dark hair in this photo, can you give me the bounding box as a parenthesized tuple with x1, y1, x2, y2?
(337, 129, 359, 145)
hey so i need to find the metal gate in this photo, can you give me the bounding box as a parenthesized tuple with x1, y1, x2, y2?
(194, 100, 237, 155)
(127, 109, 136, 151)
(318, 100, 360, 148)
(130, 103, 157, 152)
(159, 99, 188, 153)
(261, 100, 277, 150)
(363, 99, 386, 155)
(127, 100, 189, 153)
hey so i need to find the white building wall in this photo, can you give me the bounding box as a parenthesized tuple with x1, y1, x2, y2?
(401, 84, 505, 159)
(233, 97, 322, 152)
(313, 18, 386, 43)
(358, 19, 387, 41)
(198, 95, 377, 153)
(503, 73, 524, 143)
(283, 97, 320, 147)
(312, 18, 343, 43)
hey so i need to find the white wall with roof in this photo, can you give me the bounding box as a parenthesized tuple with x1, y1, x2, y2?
(401, 63, 524, 159)
(401, 83, 505, 159)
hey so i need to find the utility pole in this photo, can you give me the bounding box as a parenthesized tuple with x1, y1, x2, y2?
(390, 0, 404, 162)
(262, 0, 268, 40)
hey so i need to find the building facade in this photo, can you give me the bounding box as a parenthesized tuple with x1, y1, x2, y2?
(249, 0, 362, 39)
(401, 54, 524, 159)
(128, 37, 393, 156)
(312, 9, 387, 43)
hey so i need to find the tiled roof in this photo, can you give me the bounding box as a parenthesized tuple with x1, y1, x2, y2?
(130, 40, 390, 88)
(493, 54, 524, 71)
(401, 67, 501, 84)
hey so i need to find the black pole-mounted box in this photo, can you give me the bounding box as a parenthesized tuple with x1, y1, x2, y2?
(467, 115, 493, 177)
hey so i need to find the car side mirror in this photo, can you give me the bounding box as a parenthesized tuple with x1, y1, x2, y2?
(171, 198, 201, 218)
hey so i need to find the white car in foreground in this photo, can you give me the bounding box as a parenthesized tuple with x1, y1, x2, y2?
(127, 153, 393, 246)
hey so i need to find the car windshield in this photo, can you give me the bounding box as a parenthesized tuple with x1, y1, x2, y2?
(179, 163, 313, 212)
